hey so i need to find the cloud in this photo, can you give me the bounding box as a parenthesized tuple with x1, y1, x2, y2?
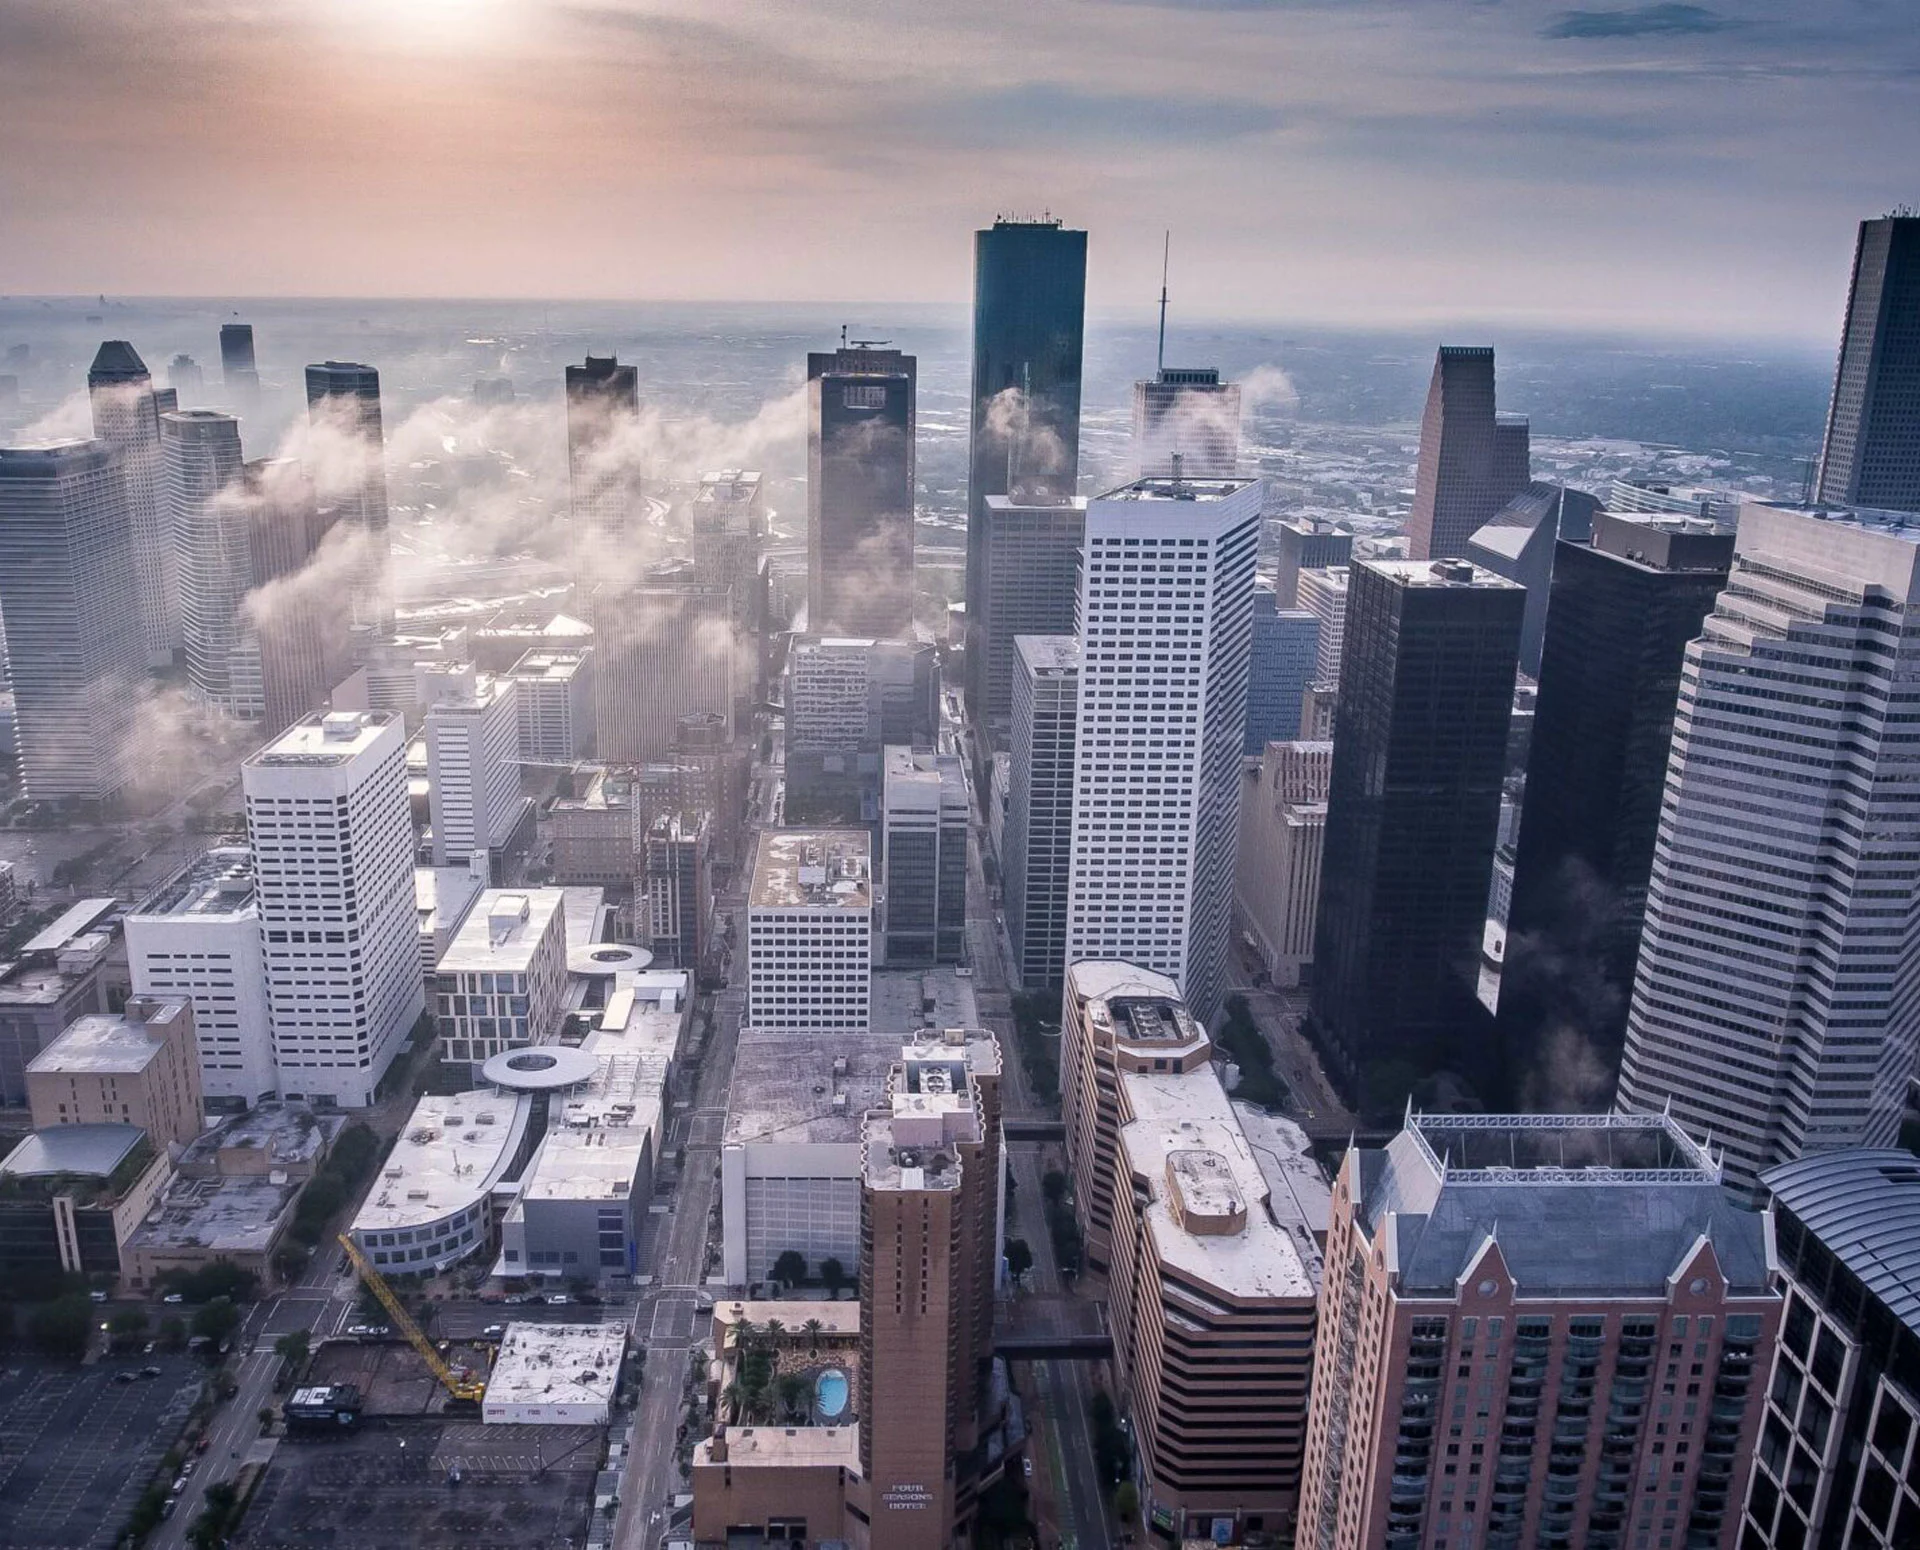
(905, 82, 1282, 149)
(1543, 4, 1741, 40)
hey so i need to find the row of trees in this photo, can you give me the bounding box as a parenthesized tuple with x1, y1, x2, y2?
(1041, 1169, 1082, 1277)
(1010, 992, 1061, 1110)
(287, 1121, 385, 1251)
(1214, 994, 1287, 1111)
(766, 1249, 852, 1296)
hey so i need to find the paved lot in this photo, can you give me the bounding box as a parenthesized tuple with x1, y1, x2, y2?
(0, 1355, 201, 1550)
(235, 1422, 597, 1550)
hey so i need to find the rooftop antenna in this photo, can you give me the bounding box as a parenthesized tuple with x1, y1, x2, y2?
(841, 323, 848, 349)
(1156, 230, 1171, 377)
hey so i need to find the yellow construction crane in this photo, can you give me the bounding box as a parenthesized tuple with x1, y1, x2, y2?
(337, 1233, 486, 1403)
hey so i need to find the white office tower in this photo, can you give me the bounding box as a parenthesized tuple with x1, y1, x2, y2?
(1065, 475, 1262, 1024)
(243, 711, 423, 1107)
(88, 341, 181, 665)
(1006, 635, 1079, 990)
(507, 646, 594, 763)
(1296, 564, 1350, 689)
(0, 441, 145, 805)
(126, 847, 275, 1107)
(745, 829, 873, 1035)
(161, 409, 250, 713)
(1618, 502, 1920, 1198)
(1131, 368, 1241, 479)
(425, 673, 522, 869)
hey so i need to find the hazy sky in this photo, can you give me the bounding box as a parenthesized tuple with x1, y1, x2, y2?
(1, 0, 1913, 339)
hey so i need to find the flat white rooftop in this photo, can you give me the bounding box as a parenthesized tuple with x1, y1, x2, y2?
(438, 888, 566, 974)
(249, 709, 396, 766)
(509, 648, 590, 682)
(1066, 959, 1181, 1007)
(1120, 1067, 1319, 1302)
(749, 829, 872, 910)
(132, 849, 256, 919)
(352, 1090, 533, 1232)
(695, 1426, 859, 1468)
(1363, 557, 1522, 591)
(485, 1321, 624, 1410)
(1099, 475, 1257, 502)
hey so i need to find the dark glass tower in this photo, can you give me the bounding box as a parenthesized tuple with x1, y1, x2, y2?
(1817, 215, 1920, 513)
(1309, 558, 1523, 1119)
(965, 219, 1086, 710)
(1496, 511, 1733, 1105)
(304, 361, 391, 633)
(219, 323, 258, 394)
(1406, 346, 1531, 560)
(564, 354, 640, 572)
(806, 343, 916, 638)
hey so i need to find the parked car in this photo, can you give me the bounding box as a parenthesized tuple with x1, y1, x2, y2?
(162, 1293, 184, 1305)
(112, 1371, 138, 1384)
(482, 1324, 505, 1338)
(89, 1290, 108, 1304)
(546, 1294, 570, 1306)
(139, 1366, 162, 1378)
(347, 1324, 372, 1337)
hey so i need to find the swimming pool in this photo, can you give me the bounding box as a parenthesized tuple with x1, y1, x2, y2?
(815, 1367, 850, 1420)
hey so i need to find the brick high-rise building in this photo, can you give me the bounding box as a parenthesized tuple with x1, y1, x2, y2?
(1406, 347, 1531, 561)
(1299, 1111, 1777, 1550)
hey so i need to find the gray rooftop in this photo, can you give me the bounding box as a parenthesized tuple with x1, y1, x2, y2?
(1764, 1149, 1920, 1335)
(1, 1124, 147, 1180)
(124, 1175, 300, 1255)
(132, 849, 256, 919)
(725, 1028, 902, 1147)
(1357, 1112, 1771, 1298)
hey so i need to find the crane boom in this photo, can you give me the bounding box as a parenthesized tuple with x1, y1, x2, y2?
(337, 1234, 485, 1402)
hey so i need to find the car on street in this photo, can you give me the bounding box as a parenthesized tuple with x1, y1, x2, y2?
(482, 1324, 505, 1338)
(347, 1324, 372, 1337)
(547, 1294, 570, 1305)
(162, 1293, 184, 1304)
(140, 1365, 163, 1378)
(1023, 1457, 1033, 1478)
(113, 1371, 138, 1384)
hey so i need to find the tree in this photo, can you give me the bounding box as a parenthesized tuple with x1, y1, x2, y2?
(820, 1257, 847, 1297)
(272, 1243, 310, 1284)
(275, 1329, 311, 1371)
(776, 1372, 811, 1420)
(108, 1307, 148, 1350)
(1114, 1481, 1140, 1524)
(1005, 1239, 1034, 1285)
(158, 1314, 188, 1351)
(1041, 1169, 1069, 1206)
(27, 1295, 91, 1360)
(802, 1317, 824, 1353)
(192, 1298, 241, 1344)
(770, 1249, 808, 1288)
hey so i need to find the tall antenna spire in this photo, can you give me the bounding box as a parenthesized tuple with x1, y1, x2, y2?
(1156, 230, 1171, 377)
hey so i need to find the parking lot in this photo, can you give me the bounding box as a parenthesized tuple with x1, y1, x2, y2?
(0, 1355, 201, 1550)
(235, 1423, 598, 1550)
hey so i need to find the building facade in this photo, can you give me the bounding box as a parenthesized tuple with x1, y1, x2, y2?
(967, 493, 1085, 725)
(1006, 634, 1079, 990)
(126, 847, 276, 1108)
(304, 361, 392, 633)
(1235, 740, 1333, 989)
(88, 340, 181, 664)
(162, 408, 251, 712)
(591, 564, 733, 762)
(1406, 346, 1531, 561)
(1817, 215, 1920, 513)
(565, 355, 640, 571)
(1132, 367, 1241, 480)
(1064, 475, 1262, 1025)
(1617, 503, 1920, 1199)
(0, 441, 145, 805)
(745, 830, 872, 1035)
(425, 673, 522, 868)
(433, 889, 569, 1071)
(1496, 512, 1733, 1097)
(243, 711, 423, 1108)
(1299, 1112, 1777, 1550)
(807, 344, 916, 638)
(880, 746, 968, 965)
(1246, 590, 1321, 754)
(1311, 559, 1522, 1118)
(1274, 517, 1353, 609)
(783, 634, 939, 824)
(26, 996, 204, 1153)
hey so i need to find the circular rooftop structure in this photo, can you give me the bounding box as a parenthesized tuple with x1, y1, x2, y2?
(566, 942, 652, 977)
(481, 1045, 601, 1091)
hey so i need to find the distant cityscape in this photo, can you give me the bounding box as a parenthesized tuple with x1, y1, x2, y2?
(0, 210, 1915, 1550)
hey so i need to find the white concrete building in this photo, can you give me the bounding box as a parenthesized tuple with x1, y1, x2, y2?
(425, 672, 523, 869)
(434, 888, 569, 1070)
(415, 857, 487, 983)
(125, 847, 275, 1108)
(1296, 564, 1350, 692)
(507, 646, 595, 764)
(348, 1088, 535, 1272)
(1619, 501, 1920, 1198)
(1065, 475, 1262, 1024)
(243, 710, 423, 1108)
(1233, 742, 1332, 989)
(483, 1323, 625, 1426)
(1006, 635, 1078, 991)
(745, 830, 872, 1035)
(720, 1027, 903, 1286)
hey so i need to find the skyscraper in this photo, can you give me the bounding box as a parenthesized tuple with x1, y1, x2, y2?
(1245, 588, 1321, 754)
(965, 492, 1085, 725)
(1006, 635, 1078, 991)
(1132, 366, 1241, 479)
(1299, 1111, 1775, 1550)
(590, 562, 733, 762)
(304, 360, 392, 634)
(1617, 502, 1920, 1197)
(1064, 475, 1262, 1024)
(966, 218, 1087, 707)
(161, 408, 249, 712)
(1405, 346, 1532, 561)
(565, 355, 640, 569)
(1463, 480, 1601, 678)
(425, 674, 523, 870)
(242, 458, 348, 737)
(1817, 214, 1920, 512)
(879, 746, 968, 965)
(806, 342, 916, 637)
(243, 710, 422, 1108)
(0, 441, 145, 805)
(1310, 559, 1522, 1117)
(1497, 511, 1732, 1101)
(88, 341, 180, 666)
(218, 322, 259, 398)
(168, 354, 203, 395)
(1234, 740, 1333, 990)
(783, 634, 939, 824)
